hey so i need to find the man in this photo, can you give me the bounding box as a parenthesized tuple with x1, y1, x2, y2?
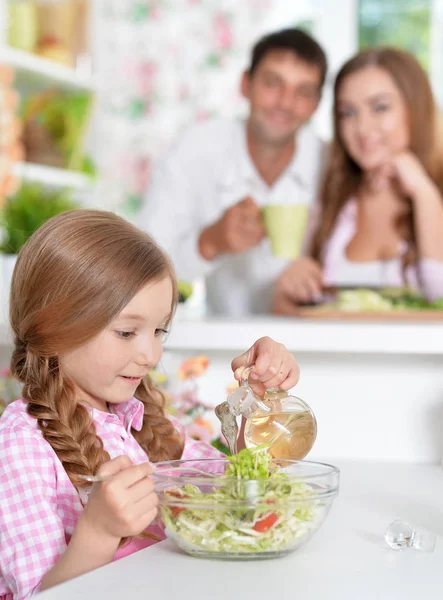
(141, 28, 327, 315)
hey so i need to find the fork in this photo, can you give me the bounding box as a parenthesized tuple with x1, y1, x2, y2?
(77, 466, 219, 484)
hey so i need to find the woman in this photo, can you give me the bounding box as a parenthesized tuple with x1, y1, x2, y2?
(273, 47, 443, 314)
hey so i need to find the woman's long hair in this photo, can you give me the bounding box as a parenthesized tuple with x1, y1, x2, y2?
(10, 209, 184, 496)
(311, 48, 443, 271)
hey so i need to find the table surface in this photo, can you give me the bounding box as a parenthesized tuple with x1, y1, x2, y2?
(38, 460, 443, 600)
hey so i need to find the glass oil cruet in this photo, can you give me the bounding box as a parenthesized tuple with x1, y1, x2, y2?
(215, 366, 317, 458)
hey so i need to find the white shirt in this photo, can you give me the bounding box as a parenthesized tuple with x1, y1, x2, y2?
(141, 118, 325, 315)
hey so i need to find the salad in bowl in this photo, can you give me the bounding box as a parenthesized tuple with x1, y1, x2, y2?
(154, 446, 339, 559)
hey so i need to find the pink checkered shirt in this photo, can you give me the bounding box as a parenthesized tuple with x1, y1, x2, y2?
(0, 398, 223, 599)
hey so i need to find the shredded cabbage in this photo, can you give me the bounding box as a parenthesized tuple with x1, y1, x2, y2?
(333, 288, 443, 313)
(160, 447, 324, 555)
(335, 289, 393, 312)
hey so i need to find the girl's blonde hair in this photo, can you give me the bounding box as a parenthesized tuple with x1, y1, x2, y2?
(10, 209, 184, 491)
(311, 47, 443, 271)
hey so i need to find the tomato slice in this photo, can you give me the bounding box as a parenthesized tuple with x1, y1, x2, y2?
(165, 490, 188, 517)
(165, 490, 187, 498)
(253, 513, 278, 532)
(170, 506, 185, 517)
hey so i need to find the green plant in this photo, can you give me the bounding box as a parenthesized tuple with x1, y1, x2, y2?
(178, 280, 193, 303)
(0, 183, 79, 254)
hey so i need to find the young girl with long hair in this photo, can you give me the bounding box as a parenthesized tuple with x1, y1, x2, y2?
(0, 209, 299, 598)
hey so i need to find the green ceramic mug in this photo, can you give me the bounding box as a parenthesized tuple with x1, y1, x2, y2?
(8, 1, 38, 52)
(262, 204, 309, 259)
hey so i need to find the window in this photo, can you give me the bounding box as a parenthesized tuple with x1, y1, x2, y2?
(359, 0, 431, 69)
(359, 0, 443, 106)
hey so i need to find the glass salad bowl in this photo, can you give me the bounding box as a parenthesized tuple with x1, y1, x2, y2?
(153, 452, 339, 560)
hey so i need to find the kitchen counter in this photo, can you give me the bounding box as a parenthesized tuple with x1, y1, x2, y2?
(37, 460, 443, 600)
(166, 315, 443, 355)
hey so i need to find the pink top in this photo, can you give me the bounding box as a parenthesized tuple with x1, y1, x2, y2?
(310, 199, 443, 301)
(0, 398, 223, 600)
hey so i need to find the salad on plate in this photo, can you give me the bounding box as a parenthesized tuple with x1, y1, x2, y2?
(325, 288, 443, 313)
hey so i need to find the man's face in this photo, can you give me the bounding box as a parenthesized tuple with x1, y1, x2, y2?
(242, 50, 322, 146)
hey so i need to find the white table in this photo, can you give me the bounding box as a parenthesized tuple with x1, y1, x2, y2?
(38, 461, 443, 600)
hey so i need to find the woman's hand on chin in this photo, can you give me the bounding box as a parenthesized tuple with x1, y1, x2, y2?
(366, 152, 440, 201)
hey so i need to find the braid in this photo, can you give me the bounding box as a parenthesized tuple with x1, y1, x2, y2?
(11, 344, 109, 488)
(11, 347, 182, 472)
(11, 344, 161, 545)
(134, 375, 184, 462)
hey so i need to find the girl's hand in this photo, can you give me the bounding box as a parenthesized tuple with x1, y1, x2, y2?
(231, 336, 300, 396)
(81, 455, 158, 543)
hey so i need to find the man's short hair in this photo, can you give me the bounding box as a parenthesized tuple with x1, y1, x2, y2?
(249, 28, 327, 87)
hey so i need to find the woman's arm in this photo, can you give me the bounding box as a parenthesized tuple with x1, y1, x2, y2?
(388, 153, 443, 300)
(391, 153, 443, 261)
(411, 182, 443, 300)
(412, 182, 443, 261)
(417, 258, 443, 302)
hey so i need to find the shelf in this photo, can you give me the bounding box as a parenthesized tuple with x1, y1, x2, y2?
(0, 46, 94, 92)
(13, 163, 94, 190)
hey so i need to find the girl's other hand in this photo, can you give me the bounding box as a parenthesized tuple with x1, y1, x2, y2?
(81, 455, 158, 543)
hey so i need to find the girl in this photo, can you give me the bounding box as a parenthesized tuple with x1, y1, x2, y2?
(273, 48, 443, 312)
(0, 209, 299, 599)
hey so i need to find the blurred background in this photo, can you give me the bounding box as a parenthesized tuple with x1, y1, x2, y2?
(2, 1, 443, 462)
(1, 0, 442, 217)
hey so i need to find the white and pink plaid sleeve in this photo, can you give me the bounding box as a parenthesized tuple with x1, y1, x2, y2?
(168, 416, 225, 460)
(181, 435, 225, 460)
(0, 426, 67, 599)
